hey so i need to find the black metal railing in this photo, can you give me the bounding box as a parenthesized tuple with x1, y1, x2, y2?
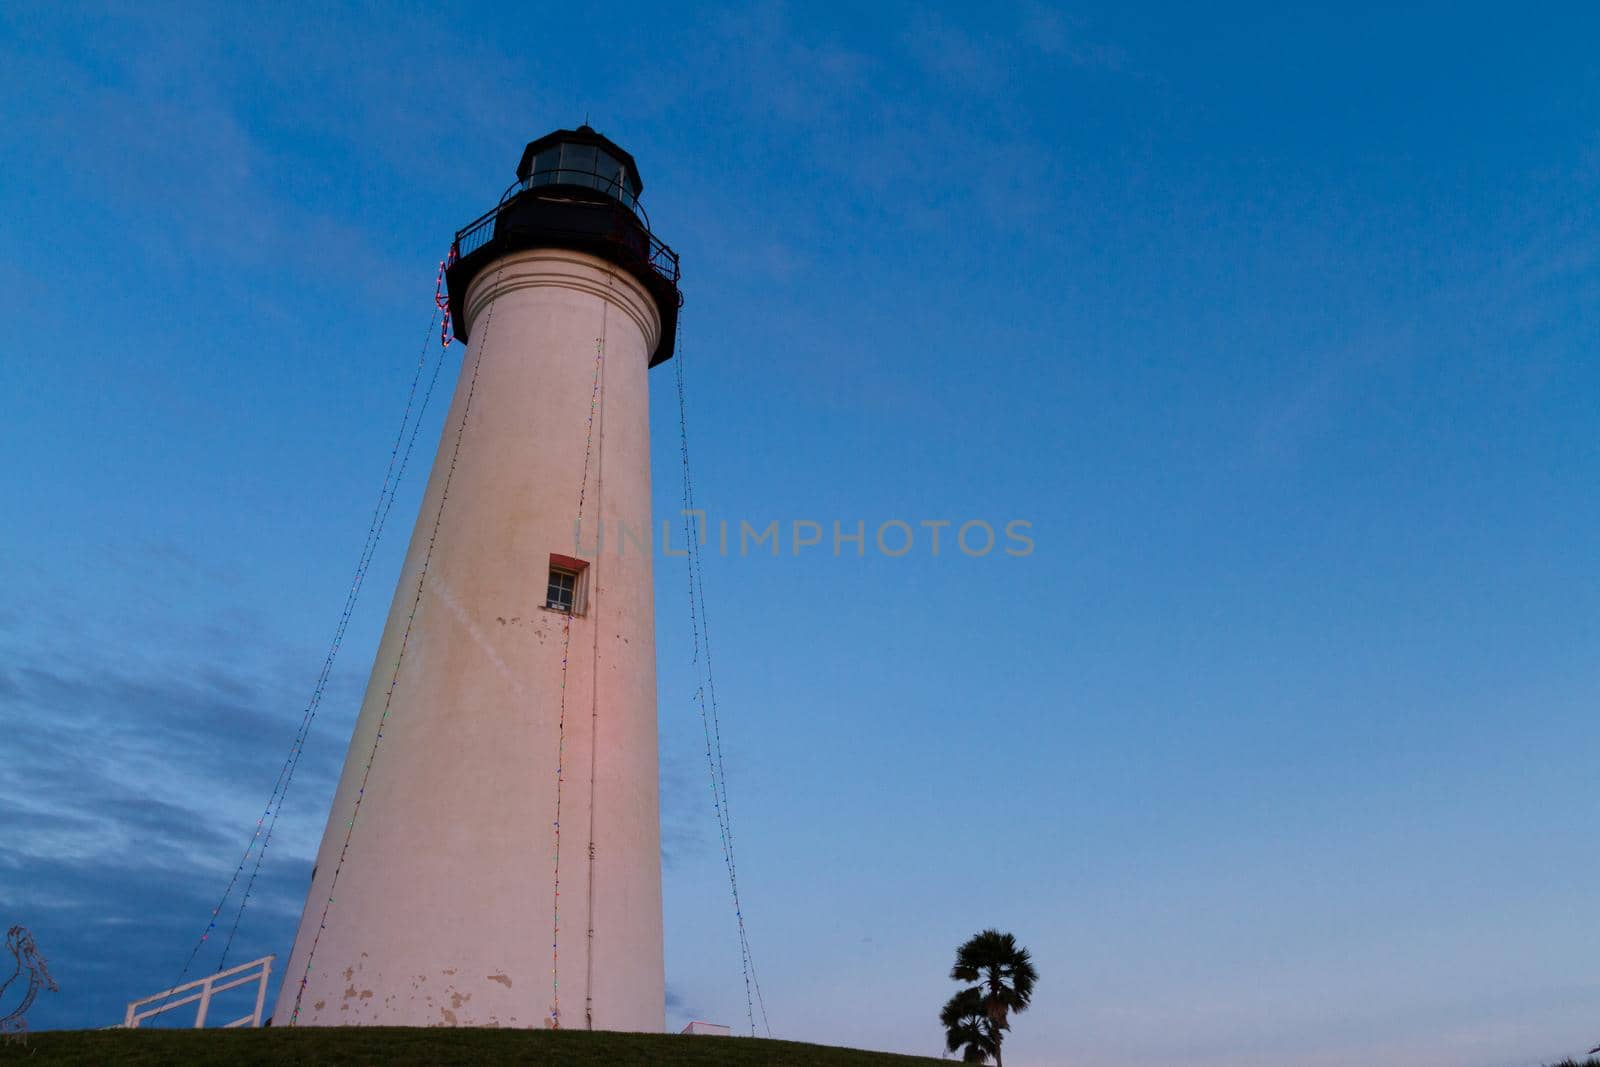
(453, 204, 499, 259)
(648, 231, 681, 287)
(450, 190, 680, 288)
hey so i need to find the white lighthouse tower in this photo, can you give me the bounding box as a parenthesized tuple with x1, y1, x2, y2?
(273, 127, 679, 1031)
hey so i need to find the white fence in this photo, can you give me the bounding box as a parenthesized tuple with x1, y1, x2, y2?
(121, 955, 274, 1029)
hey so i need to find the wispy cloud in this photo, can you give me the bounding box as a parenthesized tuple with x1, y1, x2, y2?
(0, 539, 360, 1029)
(0, 7, 432, 313)
(1020, 6, 1133, 73)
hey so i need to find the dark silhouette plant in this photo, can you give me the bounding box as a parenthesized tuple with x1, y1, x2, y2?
(940, 929, 1036, 1066)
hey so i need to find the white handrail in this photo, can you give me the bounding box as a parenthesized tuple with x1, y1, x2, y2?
(121, 955, 274, 1029)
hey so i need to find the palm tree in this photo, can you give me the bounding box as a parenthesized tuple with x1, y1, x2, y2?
(940, 985, 998, 1063)
(940, 929, 1036, 1067)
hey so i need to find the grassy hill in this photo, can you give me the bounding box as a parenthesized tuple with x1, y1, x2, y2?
(5, 1027, 949, 1066)
(11, 1028, 1600, 1066)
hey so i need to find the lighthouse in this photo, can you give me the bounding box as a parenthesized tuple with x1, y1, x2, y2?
(274, 127, 679, 1031)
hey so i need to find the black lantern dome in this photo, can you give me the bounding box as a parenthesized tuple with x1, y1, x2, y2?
(516, 126, 644, 212)
(445, 126, 680, 364)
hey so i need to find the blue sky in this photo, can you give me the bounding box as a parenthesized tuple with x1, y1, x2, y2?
(2, 3, 1598, 1064)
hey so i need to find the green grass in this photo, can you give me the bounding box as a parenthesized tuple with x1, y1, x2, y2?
(4, 1028, 949, 1066)
(14, 1030, 1600, 1067)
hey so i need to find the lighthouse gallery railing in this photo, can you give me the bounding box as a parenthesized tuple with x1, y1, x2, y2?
(452, 178, 680, 287)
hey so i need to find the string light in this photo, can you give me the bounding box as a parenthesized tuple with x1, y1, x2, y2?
(176, 291, 449, 991)
(290, 255, 507, 1024)
(584, 269, 616, 1032)
(434, 258, 454, 349)
(675, 318, 771, 1038)
(551, 293, 610, 1029)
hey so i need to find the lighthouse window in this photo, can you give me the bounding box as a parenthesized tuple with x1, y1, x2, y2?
(545, 553, 590, 615)
(547, 569, 578, 613)
(529, 146, 562, 186)
(593, 152, 624, 193)
(561, 143, 598, 188)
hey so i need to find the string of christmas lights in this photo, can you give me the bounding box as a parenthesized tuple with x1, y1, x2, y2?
(175, 300, 446, 989)
(217, 302, 453, 974)
(289, 256, 505, 1025)
(583, 269, 616, 1031)
(434, 257, 455, 349)
(551, 286, 610, 1030)
(674, 319, 772, 1038)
